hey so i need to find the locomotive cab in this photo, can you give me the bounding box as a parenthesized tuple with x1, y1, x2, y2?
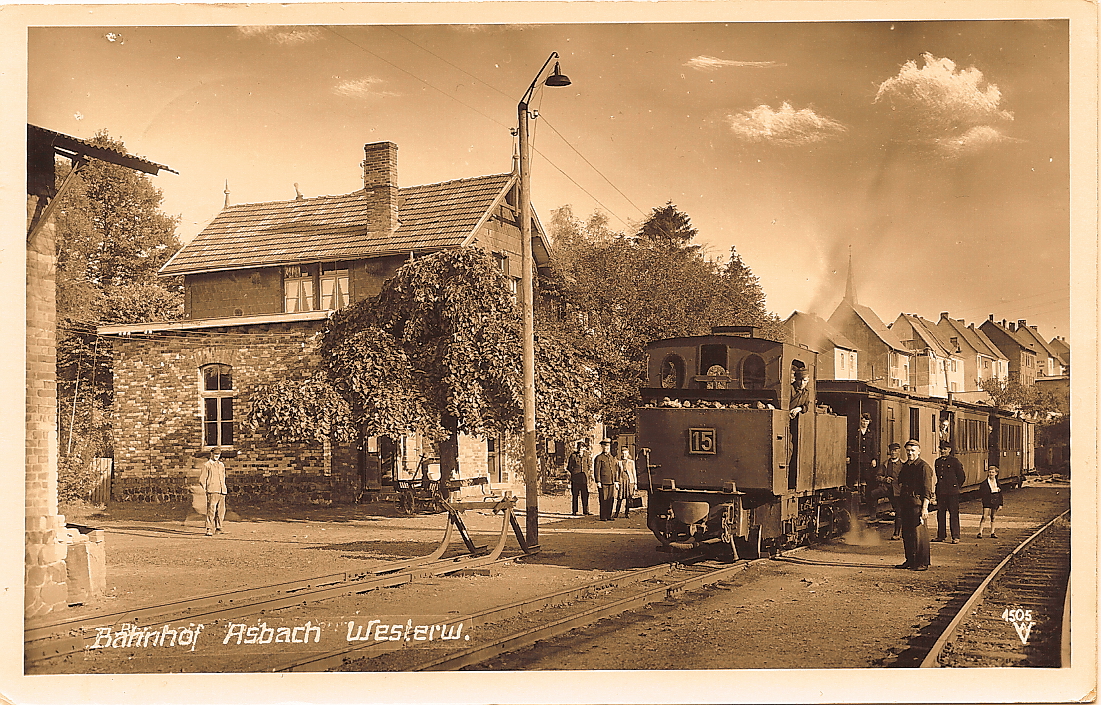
(637, 327, 850, 555)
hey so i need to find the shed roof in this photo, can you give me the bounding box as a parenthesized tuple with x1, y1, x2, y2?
(29, 124, 175, 176)
(160, 172, 526, 276)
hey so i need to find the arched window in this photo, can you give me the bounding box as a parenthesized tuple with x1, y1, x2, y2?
(201, 364, 234, 448)
(741, 354, 767, 389)
(660, 355, 686, 389)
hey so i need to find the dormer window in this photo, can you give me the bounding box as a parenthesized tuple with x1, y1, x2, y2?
(320, 263, 350, 310)
(284, 265, 316, 312)
(284, 262, 351, 312)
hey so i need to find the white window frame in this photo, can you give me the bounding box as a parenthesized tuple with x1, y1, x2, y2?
(200, 363, 235, 449)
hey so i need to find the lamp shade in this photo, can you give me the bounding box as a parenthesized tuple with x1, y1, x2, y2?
(544, 62, 571, 87)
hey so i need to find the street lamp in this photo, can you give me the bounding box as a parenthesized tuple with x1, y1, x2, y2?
(517, 52, 571, 548)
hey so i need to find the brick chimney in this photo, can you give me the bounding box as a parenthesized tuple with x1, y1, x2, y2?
(1018, 319, 1028, 330)
(361, 141, 400, 235)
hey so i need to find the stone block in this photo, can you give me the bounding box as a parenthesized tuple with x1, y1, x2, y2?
(41, 541, 68, 564)
(66, 538, 106, 606)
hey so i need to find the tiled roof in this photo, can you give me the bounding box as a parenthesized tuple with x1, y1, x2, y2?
(897, 314, 953, 358)
(1015, 325, 1062, 360)
(161, 173, 515, 275)
(938, 316, 1008, 361)
(849, 303, 909, 353)
(784, 311, 859, 352)
(971, 325, 1008, 361)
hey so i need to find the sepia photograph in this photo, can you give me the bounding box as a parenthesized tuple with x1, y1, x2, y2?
(4, 2, 1097, 703)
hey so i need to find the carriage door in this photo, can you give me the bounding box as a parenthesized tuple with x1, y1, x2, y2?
(988, 418, 1001, 469)
(939, 409, 954, 447)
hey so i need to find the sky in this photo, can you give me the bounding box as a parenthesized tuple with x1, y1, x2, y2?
(24, 16, 1071, 339)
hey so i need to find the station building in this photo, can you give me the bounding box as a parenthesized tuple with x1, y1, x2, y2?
(99, 142, 550, 503)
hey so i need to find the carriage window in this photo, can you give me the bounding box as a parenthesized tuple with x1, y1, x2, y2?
(660, 355, 686, 389)
(741, 354, 767, 390)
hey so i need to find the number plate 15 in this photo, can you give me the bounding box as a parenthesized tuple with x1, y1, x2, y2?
(688, 428, 717, 455)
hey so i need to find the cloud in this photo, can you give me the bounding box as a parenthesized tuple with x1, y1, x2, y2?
(685, 55, 782, 71)
(333, 77, 397, 99)
(236, 26, 323, 45)
(725, 102, 847, 146)
(934, 125, 1023, 157)
(874, 53, 1016, 155)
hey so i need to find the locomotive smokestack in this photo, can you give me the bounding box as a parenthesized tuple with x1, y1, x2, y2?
(713, 326, 759, 338)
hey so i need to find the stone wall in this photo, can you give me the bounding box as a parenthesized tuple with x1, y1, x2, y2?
(26, 200, 69, 618)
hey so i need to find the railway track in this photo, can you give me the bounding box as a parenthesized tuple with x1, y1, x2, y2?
(307, 547, 799, 673)
(921, 510, 1071, 668)
(24, 506, 522, 666)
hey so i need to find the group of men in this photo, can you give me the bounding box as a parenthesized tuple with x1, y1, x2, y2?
(862, 431, 969, 571)
(566, 439, 638, 521)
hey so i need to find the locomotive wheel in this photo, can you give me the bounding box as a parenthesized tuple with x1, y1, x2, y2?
(733, 525, 762, 560)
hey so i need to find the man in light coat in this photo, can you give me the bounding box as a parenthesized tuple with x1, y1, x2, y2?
(199, 448, 229, 536)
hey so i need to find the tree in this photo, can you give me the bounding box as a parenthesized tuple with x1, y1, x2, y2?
(979, 378, 1065, 419)
(53, 130, 182, 501)
(246, 248, 600, 486)
(539, 203, 783, 428)
(637, 201, 699, 252)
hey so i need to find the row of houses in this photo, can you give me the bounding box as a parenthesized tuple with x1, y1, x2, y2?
(784, 269, 1069, 402)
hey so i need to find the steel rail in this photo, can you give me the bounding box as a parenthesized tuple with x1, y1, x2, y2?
(25, 572, 352, 643)
(919, 509, 1071, 668)
(272, 559, 686, 672)
(413, 551, 793, 672)
(1059, 581, 1071, 668)
(26, 508, 518, 665)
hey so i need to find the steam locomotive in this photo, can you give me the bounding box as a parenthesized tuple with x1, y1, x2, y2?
(635, 326, 1029, 558)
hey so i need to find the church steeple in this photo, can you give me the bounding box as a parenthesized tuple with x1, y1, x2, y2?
(844, 245, 857, 306)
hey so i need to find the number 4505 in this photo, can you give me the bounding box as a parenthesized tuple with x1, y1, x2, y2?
(1002, 607, 1032, 622)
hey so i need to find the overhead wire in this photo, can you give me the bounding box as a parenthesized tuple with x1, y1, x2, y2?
(349, 25, 642, 228)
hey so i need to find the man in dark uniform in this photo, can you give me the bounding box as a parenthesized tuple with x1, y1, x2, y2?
(787, 366, 811, 488)
(897, 439, 934, 570)
(593, 439, 619, 521)
(933, 440, 967, 544)
(883, 443, 905, 539)
(866, 442, 903, 534)
(567, 441, 592, 516)
(856, 413, 877, 510)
